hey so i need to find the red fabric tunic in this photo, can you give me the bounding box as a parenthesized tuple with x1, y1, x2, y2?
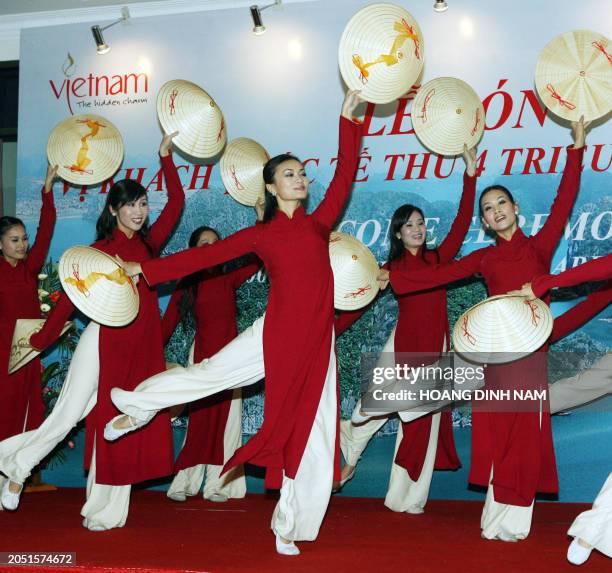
(336, 172, 477, 480)
(389, 146, 584, 505)
(30, 154, 184, 485)
(533, 254, 612, 298)
(162, 260, 260, 469)
(550, 281, 611, 343)
(0, 189, 56, 441)
(142, 116, 362, 488)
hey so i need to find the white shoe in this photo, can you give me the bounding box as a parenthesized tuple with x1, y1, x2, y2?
(275, 532, 300, 556)
(207, 493, 228, 503)
(1, 480, 23, 511)
(104, 414, 146, 441)
(567, 538, 592, 565)
(82, 518, 107, 532)
(167, 492, 187, 502)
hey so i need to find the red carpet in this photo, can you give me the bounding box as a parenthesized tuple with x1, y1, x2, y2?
(0, 488, 609, 572)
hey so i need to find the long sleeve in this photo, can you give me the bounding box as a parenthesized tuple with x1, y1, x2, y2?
(532, 254, 612, 298)
(26, 188, 57, 273)
(146, 153, 186, 255)
(142, 226, 259, 288)
(229, 257, 262, 289)
(161, 284, 185, 345)
(389, 247, 486, 296)
(550, 281, 611, 343)
(311, 116, 363, 230)
(533, 146, 584, 258)
(29, 293, 75, 351)
(436, 172, 477, 262)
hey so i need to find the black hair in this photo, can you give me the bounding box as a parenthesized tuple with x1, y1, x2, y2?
(262, 153, 303, 223)
(478, 184, 516, 218)
(178, 225, 222, 319)
(0, 216, 26, 243)
(95, 179, 149, 240)
(388, 204, 439, 264)
(188, 226, 220, 248)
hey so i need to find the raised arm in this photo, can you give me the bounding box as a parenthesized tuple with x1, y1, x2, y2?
(147, 133, 185, 254)
(388, 248, 486, 296)
(437, 172, 477, 262)
(550, 281, 611, 343)
(29, 293, 75, 351)
(532, 254, 612, 299)
(533, 120, 587, 256)
(141, 226, 259, 288)
(27, 166, 58, 273)
(312, 91, 364, 230)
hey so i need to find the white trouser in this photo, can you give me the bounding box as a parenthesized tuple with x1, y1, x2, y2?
(82, 444, 131, 530)
(568, 472, 612, 557)
(0, 323, 100, 484)
(550, 353, 612, 414)
(0, 322, 130, 529)
(167, 389, 246, 500)
(0, 322, 130, 530)
(112, 317, 267, 422)
(341, 327, 440, 513)
(480, 398, 543, 541)
(480, 475, 534, 541)
(272, 335, 337, 541)
(113, 315, 337, 542)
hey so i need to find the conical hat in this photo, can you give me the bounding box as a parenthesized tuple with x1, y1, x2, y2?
(338, 3, 424, 104)
(535, 30, 612, 121)
(156, 79, 226, 158)
(47, 114, 124, 186)
(220, 138, 270, 206)
(412, 77, 485, 156)
(329, 232, 380, 310)
(8, 319, 73, 374)
(58, 246, 139, 327)
(452, 294, 553, 364)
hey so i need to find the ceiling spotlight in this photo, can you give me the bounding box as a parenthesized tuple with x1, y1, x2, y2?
(91, 6, 130, 55)
(91, 26, 110, 54)
(250, 0, 282, 35)
(433, 0, 448, 12)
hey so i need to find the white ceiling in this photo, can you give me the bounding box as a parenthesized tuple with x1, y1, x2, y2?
(0, 0, 230, 16)
(0, 0, 313, 61)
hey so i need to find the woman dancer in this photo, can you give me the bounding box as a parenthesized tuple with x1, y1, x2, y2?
(163, 220, 262, 503)
(333, 145, 477, 513)
(0, 165, 57, 446)
(106, 90, 364, 555)
(0, 133, 184, 531)
(517, 257, 611, 565)
(378, 118, 588, 541)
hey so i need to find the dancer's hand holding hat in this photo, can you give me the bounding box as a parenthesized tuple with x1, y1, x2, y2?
(508, 283, 536, 301)
(378, 268, 390, 290)
(571, 116, 590, 149)
(341, 89, 364, 122)
(44, 164, 59, 194)
(115, 255, 142, 279)
(254, 196, 265, 222)
(160, 131, 179, 157)
(463, 144, 477, 178)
